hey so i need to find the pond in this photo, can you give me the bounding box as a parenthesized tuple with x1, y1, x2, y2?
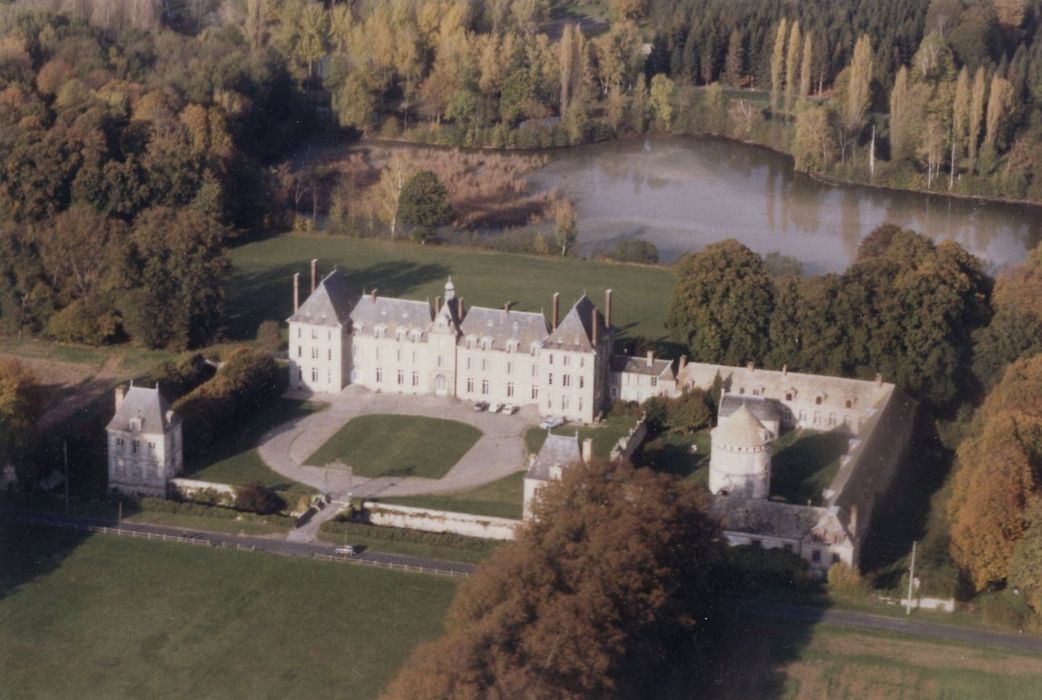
(528, 135, 1042, 274)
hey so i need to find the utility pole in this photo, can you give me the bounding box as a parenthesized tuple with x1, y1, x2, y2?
(118, 501, 123, 529)
(63, 440, 69, 514)
(905, 540, 917, 616)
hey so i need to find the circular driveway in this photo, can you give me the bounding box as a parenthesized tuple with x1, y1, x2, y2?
(257, 386, 534, 500)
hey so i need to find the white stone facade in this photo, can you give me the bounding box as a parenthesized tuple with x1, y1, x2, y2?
(105, 385, 183, 497)
(288, 272, 626, 424)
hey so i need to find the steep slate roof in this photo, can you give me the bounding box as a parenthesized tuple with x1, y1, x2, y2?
(719, 394, 782, 424)
(460, 306, 549, 349)
(543, 295, 610, 351)
(610, 355, 674, 378)
(106, 385, 178, 434)
(526, 432, 582, 481)
(288, 269, 355, 326)
(710, 496, 825, 541)
(349, 295, 433, 337)
(711, 405, 772, 447)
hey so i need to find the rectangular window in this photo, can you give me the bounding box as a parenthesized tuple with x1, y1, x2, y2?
(531, 385, 538, 400)
(811, 549, 821, 563)
(132, 440, 138, 454)
(549, 354, 554, 365)
(650, 377, 657, 387)
(561, 396, 569, 410)
(328, 330, 332, 340)
(531, 364, 537, 377)
(507, 383, 514, 397)
(563, 355, 570, 366)
(579, 376, 584, 389)
(831, 552, 841, 565)
(375, 347, 380, 360)
(376, 367, 383, 383)
(467, 357, 473, 370)
(481, 359, 488, 371)
(412, 350, 417, 363)
(352, 344, 358, 357)
(148, 441, 155, 453)
(311, 347, 319, 359)
(397, 370, 404, 385)
(311, 329, 317, 339)
(328, 348, 332, 361)
(412, 371, 419, 386)
(467, 378, 474, 393)
(481, 379, 489, 395)
(580, 357, 584, 368)
(507, 362, 512, 375)
(438, 355, 443, 368)
(312, 368, 318, 382)
(562, 375, 571, 387)
(328, 369, 332, 383)
(396, 348, 401, 362)
(548, 373, 553, 385)
(297, 346, 302, 358)
(297, 328, 301, 338)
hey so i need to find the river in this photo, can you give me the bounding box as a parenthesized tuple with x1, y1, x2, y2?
(528, 135, 1042, 274)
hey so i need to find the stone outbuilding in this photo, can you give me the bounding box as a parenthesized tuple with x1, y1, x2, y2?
(709, 404, 773, 499)
(106, 384, 183, 497)
(522, 432, 592, 519)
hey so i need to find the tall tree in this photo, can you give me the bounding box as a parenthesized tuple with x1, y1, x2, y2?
(769, 19, 787, 114)
(723, 30, 743, 87)
(968, 66, 988, 167)
(784, 21, 801, 113)
(667, 239, 775, 366)
(384, 459, 722, 698)
(799, 32, 814, 100)
(844, 34, 873, 152)
(982, 73, 1014, 165)
(890, 65, 913, 161)
(0, 358, 40, 482)
(952, 66, 971, 167)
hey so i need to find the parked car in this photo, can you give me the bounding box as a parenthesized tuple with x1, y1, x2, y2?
(502, 403, 517, 415)
(335, 545, 358, 557)
(539, 416, 564, 430)
(491, 403, 505, 413)
(473, 401, 489, 412)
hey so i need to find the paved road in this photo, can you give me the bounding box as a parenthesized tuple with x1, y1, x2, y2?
(8, 506, 1042, 655)
(258, 386, 532, 499)
(1, 506, 474, 577)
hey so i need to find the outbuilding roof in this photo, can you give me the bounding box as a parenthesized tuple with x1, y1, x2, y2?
(526, 432, 582, 481)
(106, 385, 177, 434)
(610, 354, 674, 378)
(719, 394, 782, 424)
(711, 405, 773, 447)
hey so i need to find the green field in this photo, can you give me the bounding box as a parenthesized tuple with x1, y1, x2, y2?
(638, 428, 711, 485)
(525, 408, 642, 461)
(0, 523, 456, 699)
(378, 470, 526, 520)
(320, 519, 499, 564)
(770, 429, 849, 505)
(701, 613, 1042, 699)
(304, 414, 482, 479)
(226, 233, 674, 343)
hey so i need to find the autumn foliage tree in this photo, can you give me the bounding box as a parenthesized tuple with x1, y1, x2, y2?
(948, 354, 1042, 590)
(0, 358, 40, 482)
(383, 459, 723, 698)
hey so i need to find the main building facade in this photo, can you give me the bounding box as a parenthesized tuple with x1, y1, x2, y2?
(287, 266, 669, 423)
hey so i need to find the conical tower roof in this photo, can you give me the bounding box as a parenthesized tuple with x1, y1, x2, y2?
(711, 404, 773, 447)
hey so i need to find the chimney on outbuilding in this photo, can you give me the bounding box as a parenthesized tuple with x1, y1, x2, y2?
(504, 301, 513, 314)
(293, 272, 300, 312)
(646, 350, 654, 367)
(552, 293, 560, 330)
(747, 361, 756, 371)
(310, 259, 318, 293)
(604, 289, 613, 327)
(875, 373, 883, 387)
(679, 355, 688, 372)
(371, 289, 378, 302)
(782, 363, 788, 376)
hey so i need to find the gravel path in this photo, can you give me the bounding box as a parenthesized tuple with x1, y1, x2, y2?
(257, 386, 533, 500)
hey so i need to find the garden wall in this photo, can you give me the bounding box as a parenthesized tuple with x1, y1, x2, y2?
(364, 502, 520, 541)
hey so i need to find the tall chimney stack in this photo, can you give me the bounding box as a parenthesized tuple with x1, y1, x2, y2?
(435, 295, 442, 313)
(646, 350, 654, 367)
(310, 259, 318, 293)
(591, 308, 599, 345)
(605, 289, 613, 327)
(460, 297, 466, 317)
(371, 289, 378, 302)
(504, 301, 512, 314)
(293, 273, 300, 312)
(679, 355, 688, 372)
(552, 293, 560, 330)
(114, 385, 126, 411)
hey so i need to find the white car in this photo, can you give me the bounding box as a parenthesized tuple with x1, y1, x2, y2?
(473, 401, 489, 412)
(502, 403, 517, 415)
(491, 403, 505, 413)
(539, 416, 564, 430)
(335, 545, 357, 556)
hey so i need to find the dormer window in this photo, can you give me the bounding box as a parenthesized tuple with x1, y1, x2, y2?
(130, 417, 142, 432)
(815, 395, 824, 405)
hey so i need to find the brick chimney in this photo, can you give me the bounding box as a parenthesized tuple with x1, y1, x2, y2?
(293, 272, 300, 312)
(504, 301, 513, 313)
(114, 385, 126, 411)
(679, 354, 688, 372)
(310, 259, 318, 293)
(591, 308, 599, 345)
(747, 361, 756, 371)
(552, 293, 560, 330)
(604, 289, 613, 326)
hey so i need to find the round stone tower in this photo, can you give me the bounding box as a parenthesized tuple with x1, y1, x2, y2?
(709, 404, 773, 499)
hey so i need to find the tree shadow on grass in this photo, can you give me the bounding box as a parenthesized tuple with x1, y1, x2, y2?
(225, 259, 450, 342)
(0, 519, 91, 601)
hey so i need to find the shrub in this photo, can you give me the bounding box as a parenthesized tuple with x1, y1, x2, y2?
(600, 239, 660, 264)
(143, 353, 215, 401)
(827, 562, 865, 593)
(44, 298, 121, 345)
(235, 480, 286, 515)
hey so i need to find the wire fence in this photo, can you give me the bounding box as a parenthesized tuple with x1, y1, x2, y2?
(312, 552, 471, 578)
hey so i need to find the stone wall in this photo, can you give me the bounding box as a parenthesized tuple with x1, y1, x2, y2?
(364, 502, 520, 541)
(168, 477, 237, 505)
(610, 417, 648, 462)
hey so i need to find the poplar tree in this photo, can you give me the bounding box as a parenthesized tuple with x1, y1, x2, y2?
(952, 66, 971, 163)
(890, 65, 911, 161)
(845, 35, 873, 143)
(969, 66, 988, 167)
(784, 21, 801, 113)
(723, 30, 743, 87)
(799, 32, 813, 100)
(769, 18, 787, 113)
(983, 74, 1014, 163)
(559, 23, 574, 116)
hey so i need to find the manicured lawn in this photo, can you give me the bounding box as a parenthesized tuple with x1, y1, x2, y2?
(378, 470, 526, 520)
(226, 233, 674, 343)
(770, 429, 849, 506)
(525, 408, 642, 462)
(0, 523, 457, 699)
(638, 428, 711, 486)
(319, 520, 499, 564)
(304, 414, 482, 479)
(184, 398, 324, 505)
(700, 611, 1042, 699)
